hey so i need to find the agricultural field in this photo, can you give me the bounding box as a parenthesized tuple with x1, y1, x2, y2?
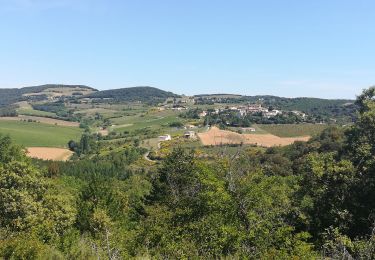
(111, 110, 183, 133)
(74, 108, 122, 118)
(198, 126, 310, 147)
(26, 147, 73, 161)
(255, 123, 329, 137)
(17, 107, 57, 117)
(0, 116, 79, 127)
(0, 120, 82, 147)
(69, 102, 149, 119)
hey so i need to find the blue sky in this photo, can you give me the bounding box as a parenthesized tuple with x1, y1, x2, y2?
(0, 0, 374, 98)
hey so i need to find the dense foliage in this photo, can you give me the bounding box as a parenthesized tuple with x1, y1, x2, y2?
(2, 87, 375, 259)
(85, 86, 179, 104)
(0, 106, 18, 117)
(205, 110, 307, 127)
(32, 101, 80, 121)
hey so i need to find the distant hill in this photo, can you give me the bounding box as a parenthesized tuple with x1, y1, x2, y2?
(195, 94, 356, 122)
(194, 94, 243, 99)
(0, 84, 96, 107)
(85, 86, 179, 103)
(243, 95, 353, 110)
(0, 84, 356, 122)
(247, 95, 356, 121)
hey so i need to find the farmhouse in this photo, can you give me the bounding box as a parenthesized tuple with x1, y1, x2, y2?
(171, 106, 187, 111)
(247, 104, 267, 113)
(264, 109, 282, 118)
(159, 134, 172, 141)
(241, 127, 256, 132)
(237, 109, 247, 117)
(291, 110, 306, 118)
(184, 131, 196, 139)
(199, 111, 207, 118)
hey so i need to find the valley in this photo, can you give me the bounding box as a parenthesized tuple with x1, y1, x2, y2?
(0, 84, 354, 161)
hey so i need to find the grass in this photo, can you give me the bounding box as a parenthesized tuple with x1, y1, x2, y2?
(111, 110, 183, 133)
(255, 123, 329, 137)
(74, 108, 123, 118)
(141, 137, 160, 150)
(17, 108, 56, 117)
(0, 120, 83, 147)
(70, 103, 149, 120)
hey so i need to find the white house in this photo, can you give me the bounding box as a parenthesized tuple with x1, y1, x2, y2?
(264, 110, 282, 118)
(159, 134, 172, 141)
(241, 127, 256, 132)
(199, 111, 207, 118)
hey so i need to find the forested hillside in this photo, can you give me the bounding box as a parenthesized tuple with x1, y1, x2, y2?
(0, 84, 96, 107)
(196, 94, 356, 122)
(1, 87, 375, 259)
(250, 96, 356, 120)
(85, 86, 179, 104)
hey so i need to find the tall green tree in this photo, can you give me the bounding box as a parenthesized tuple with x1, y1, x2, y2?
(345, 86, 375, 236)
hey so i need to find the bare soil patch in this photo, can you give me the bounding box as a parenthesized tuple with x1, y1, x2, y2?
(198, 127, 310, 147)
(26, 147, 73, 161)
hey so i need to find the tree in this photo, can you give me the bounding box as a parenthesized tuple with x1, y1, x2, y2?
(0, 135, 25, 163)
(296, 152, 356, 239)
(0, 136, 77, 258)
(153, 147, 197, 204)
(345, 86, 375, 236)
(68, 140, 78, 151)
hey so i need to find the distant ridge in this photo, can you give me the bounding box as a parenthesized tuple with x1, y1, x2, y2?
(0, 84, 97, 107)
(21, 84, 97, 92)
(85, 86, 179, 103)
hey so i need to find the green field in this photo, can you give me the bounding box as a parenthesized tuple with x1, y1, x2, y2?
(255, 123, 329, 137)
(17, 107, 56, 117)
(111, 110, 183, 133)
(0, 120, 82, 147)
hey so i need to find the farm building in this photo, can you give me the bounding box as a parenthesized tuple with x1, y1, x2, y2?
(184, 131, 196, 139)
(291, 110, 306, 118)
(159, 134, 172, 141)
(199, 111, 207, 118)
(241, 127, 256, 132)
(264, 110, 282, 118)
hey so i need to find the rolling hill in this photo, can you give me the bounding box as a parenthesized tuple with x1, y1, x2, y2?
(0, 84, 96, 107)
(195, 94, 356, 121)
(84, 86, 180, 103)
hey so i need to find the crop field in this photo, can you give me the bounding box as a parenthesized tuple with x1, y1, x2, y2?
(74, 108, 122, 118)
(255, 123, 328, 137)
(0, 120, 82, 147)
(198, 127, 310, 147)
(111, 110, 183, 133)
(17, 107, 56, 117)
(0, 116, 79, 127)
(26, 147, 73, 161)
(70, 103, 149, 119)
